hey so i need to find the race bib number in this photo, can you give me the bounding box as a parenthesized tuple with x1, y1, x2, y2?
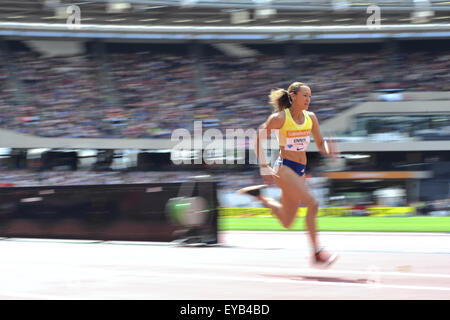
(284, 130, 311, 152)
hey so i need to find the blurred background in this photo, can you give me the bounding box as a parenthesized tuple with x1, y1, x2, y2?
(0, 0, 449, 216)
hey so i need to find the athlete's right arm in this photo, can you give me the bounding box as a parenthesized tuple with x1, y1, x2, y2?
(255, 112, 284, 170)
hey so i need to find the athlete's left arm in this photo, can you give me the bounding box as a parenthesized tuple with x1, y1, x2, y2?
(309, 112, 338, 158)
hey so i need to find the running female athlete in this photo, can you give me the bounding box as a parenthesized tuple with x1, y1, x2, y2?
(239, 81, 339, 268)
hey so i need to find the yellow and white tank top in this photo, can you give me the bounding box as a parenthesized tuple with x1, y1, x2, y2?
(277, 108, 313, 152)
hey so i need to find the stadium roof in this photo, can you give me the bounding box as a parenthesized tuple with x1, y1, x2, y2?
(1, 0, 450, 27)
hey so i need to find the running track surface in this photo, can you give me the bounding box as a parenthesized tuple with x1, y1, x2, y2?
(0, 231, 449, 300)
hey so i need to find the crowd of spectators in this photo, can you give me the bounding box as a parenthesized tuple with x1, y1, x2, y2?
(6, 51, 108, 137)
(0, 64, 17, 128)
(0, 42, 449, 139)
(392, 51, 450, 92)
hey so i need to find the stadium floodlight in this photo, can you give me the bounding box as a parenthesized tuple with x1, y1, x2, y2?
(54, 6, 70, 19)
(331, 0, 349, 12)
(411, 10, 435, 23)
(180, 0, 198, 7)
(231, 10, 251, 24)
(252, 0, 273, 5)
(251, 0, 276, 20)
(412, 0, 435, 23)
(43, 0, 60, 9)
(107, 1, 132, 13)
(254, 8, 276, 20)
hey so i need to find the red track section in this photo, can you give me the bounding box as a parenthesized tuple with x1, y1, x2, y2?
(0, 231, 448, 299)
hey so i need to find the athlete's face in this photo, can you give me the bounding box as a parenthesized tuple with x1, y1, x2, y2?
(290, 86, 311, 110)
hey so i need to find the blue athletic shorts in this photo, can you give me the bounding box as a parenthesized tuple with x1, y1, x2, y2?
(274, 157, 307, 177)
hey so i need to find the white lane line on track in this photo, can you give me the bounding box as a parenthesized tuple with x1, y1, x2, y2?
(1, 257, 449, 280)
(1, 269, 449, 300)
(101, 270, 450, 293)
(157, 263, 450, 279)
(0, 266, 449, 299)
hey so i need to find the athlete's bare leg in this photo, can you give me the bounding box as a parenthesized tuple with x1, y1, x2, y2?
(239, 167, 337, 267)
(239, 165, 320, 249)
(273, 166, 320, 251)
(258, 191, 299, 228)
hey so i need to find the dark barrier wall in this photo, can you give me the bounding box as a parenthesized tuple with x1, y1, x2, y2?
(0, 181, 218, 243)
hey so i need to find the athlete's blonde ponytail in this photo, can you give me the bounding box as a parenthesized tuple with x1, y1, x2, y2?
(268, 81, 307, 113)
(269, 89, 291, 112)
